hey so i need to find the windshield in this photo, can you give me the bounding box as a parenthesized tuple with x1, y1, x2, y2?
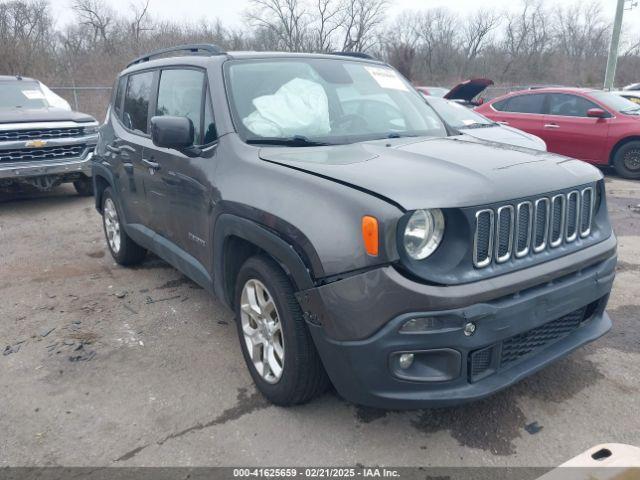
(225, 59, 447, 145)
(0, 81, 50, 109)
(591, 91, 640, 115)
(424, 96, 494, 129)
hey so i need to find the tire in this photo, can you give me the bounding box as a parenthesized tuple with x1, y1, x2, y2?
(613, 141, 640, 179)
(101, 187, 146, 266)
(73, 177, 94, 196)
(234, 255, 329, 406)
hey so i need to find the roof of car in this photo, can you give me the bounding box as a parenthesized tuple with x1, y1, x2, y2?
(121, 50, 385, 75)
(507, 87, 600, 96)
(0, 75, 36, 82)
(610, 90, 640, 96)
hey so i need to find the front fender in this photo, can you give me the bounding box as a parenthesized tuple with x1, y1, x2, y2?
(213, 214, 315, 307)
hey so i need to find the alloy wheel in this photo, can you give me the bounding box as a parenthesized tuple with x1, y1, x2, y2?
(240, 279, 285, 384)
(103, 198, 121, 254)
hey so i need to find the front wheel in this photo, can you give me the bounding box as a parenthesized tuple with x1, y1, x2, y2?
(613, 141, 640, 179)
(73, 177, 94, 196)
(101, 187, 146, 265)
(234, 255, 329, 406)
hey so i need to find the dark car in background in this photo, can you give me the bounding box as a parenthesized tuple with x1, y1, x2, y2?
(476, 87, 640, 179)
(93, 45, 616, 408)
(417, 78, 494, 107)
(0, 75, 98, 195)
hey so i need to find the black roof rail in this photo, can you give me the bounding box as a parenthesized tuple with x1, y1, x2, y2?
(329, 51, 376, 60)
(126, 44, 225, 68)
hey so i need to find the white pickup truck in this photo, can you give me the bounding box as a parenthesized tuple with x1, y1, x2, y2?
(0, 75, 98, 195)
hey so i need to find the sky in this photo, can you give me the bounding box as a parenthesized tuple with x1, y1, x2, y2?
(48, 0, 640, 36)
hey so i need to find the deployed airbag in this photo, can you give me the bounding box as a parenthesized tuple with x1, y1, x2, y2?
(243, 78, 330, 138)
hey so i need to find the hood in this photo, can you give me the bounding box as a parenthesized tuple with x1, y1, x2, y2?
(259, 136, 601, 210)
(445, 78, 494, 102)
(459, 125, 546, 151)
(0, 107, 96, 124)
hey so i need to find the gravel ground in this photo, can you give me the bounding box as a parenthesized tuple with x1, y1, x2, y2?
(0, 174, 638, 467)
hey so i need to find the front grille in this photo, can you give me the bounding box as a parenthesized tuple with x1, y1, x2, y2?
(473, 187, 595, 268)
(469, 301, 599, 381)
(0, 127, 84, 141)
(0, 144, 86, 164)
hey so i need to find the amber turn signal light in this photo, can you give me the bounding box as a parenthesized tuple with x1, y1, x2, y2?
(362, 216, 379, 256)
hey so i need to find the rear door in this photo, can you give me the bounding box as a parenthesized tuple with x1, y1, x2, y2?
(109, 70, 157, 227)
(145, 67, 218, 270)
(542, 93, 610, 162)
(487, 93, 546, 139)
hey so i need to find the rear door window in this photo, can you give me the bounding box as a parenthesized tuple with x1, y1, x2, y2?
(123, 71, 154, 134)
(499, 94, 545, 114)
(547, 94, 599, 117)
(156, 69, 206, 145)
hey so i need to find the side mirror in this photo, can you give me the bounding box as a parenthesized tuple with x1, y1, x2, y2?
(150, 116, 194, 150)
(587, 108, 608, 118)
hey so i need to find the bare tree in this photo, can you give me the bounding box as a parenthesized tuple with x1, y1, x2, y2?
(130, 0, 153, 46)
(458, 9, 501, 78)
(339, 0, 387, 52)
(245, 0, 309, 52)
(312, 0, 342, 52)
(72, 0, 115, 51)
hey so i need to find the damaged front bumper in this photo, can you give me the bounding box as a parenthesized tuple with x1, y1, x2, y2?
(296, 235, 617, 408)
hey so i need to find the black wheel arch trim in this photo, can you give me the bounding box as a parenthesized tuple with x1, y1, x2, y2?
(213, 214, 317, 307)
(92, 162, 116, 213)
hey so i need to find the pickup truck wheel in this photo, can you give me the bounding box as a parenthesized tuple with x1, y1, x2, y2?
(73, 178, 94, 196)
(234, 255, 329, 406)
(613, 141, 640, 179)
(101, 188, 146, 265)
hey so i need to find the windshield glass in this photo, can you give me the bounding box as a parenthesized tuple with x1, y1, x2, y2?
(225, 59, 447, 145)
(591, 91, 640, 114)
(0, 81, 50, 109)
(425, 96, 494, 128)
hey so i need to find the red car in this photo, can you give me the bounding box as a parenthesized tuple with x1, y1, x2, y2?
(476, 87, 640, 179)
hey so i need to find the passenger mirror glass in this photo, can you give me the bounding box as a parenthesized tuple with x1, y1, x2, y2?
(150, 116, 194, 150)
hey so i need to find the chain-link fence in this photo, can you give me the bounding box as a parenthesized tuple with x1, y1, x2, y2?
(50, 86, 112, 121)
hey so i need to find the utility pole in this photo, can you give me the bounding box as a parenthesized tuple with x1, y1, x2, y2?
(604, 0, 630, 90)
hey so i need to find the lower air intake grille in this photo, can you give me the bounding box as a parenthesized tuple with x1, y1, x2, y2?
(468, 301, 600, 382)
(500, 306, 588, 368)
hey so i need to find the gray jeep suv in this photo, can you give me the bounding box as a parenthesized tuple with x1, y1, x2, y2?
(93, 45, 617, 408)
(0, 76, 98, 195)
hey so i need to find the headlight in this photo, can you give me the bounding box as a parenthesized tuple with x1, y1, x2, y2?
(403, 209, 445, 260)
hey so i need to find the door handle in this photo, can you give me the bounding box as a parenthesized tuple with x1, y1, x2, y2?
(544, 124, 560, 129)
(142, 158, 161, 170)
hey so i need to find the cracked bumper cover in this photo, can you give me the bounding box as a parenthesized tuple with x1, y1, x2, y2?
(296, 234, 617, 408)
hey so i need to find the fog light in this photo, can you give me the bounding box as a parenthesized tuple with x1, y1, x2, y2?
(398, 353, 414, 369)
(463, 322, 476, 336)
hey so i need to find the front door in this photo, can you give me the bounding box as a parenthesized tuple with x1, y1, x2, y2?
(145, 67, 218, 271)
(542, 93, 610, 162)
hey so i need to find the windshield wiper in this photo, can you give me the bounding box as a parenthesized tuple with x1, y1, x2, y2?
(246, 135, 330, 147)
(459, 122, 496, 129)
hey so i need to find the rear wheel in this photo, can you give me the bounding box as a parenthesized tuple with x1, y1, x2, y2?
(101, 188, 146, 265)
(613, 141, 640, 179)
(73, 177, 94, 196)
(234, 255, 329, 406)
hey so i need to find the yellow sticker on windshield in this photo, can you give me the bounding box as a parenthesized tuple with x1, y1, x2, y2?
(364, 67, 408, 91)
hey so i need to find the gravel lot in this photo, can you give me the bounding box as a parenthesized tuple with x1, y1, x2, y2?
(1, 174, 639, 467)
